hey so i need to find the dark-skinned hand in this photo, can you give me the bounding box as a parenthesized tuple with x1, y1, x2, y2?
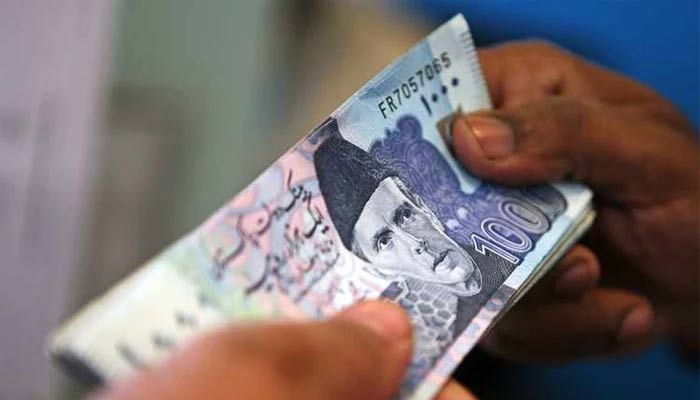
(449, 41, 699, 361)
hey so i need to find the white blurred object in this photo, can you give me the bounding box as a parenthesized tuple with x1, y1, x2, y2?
(0, 1, 115, 398)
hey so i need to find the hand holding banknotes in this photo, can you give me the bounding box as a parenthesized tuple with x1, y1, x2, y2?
(449, 41, 699, 361)
(97, 301, 476, 400)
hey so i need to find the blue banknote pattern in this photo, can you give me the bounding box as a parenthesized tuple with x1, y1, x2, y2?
(368, 115, 567, 391)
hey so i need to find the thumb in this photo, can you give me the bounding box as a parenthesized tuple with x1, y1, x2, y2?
(98, 301, 413, 400)
(448, 97, 695, 203)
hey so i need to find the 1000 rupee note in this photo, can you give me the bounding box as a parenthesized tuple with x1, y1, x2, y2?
(49, 14, 593, 399)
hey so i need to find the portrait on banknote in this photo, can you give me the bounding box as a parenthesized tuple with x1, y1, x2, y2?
(315, 119, 482, 326)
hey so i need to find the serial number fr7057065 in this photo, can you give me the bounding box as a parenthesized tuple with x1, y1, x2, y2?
(378, 51, 452, 119)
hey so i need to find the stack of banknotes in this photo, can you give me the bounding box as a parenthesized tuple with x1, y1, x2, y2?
(49, 14, 595, 400)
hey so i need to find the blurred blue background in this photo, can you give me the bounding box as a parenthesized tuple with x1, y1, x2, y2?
(408, 1, 699, 399)
(410, 0, 699, 129)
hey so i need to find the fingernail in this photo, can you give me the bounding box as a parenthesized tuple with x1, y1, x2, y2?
(618, 304, 654, 342)
(337, 301, 412, 344)
(462, 115, 515, 159)
(437, 112, 460, 147)
(554, 261, 592, 298)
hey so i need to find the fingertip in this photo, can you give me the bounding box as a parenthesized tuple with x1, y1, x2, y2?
(450, 115, 480, 164)
(450, 113, 548, 185)
(336, 301, 412, 346)
(464, 115, 516, 159)
(553, 246, 600, 299)
(554, 262, 593, 298)
(335, 301, 414, 398)
(618, 302, 655, 343)
(450, 113, 515, 163)
(336, 301, 413, 373)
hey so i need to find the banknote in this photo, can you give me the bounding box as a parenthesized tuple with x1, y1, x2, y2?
(49, 14, 593, 399)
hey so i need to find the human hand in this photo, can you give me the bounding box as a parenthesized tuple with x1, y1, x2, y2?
(95, 301, 476, 400)
(449, 41, 699, 361)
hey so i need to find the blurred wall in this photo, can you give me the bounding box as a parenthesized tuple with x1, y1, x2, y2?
(0, 1, 114, 399)
(111, 0, 278, 236)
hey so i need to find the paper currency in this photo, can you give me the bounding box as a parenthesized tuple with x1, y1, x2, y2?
(49, 14, 594, 400)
